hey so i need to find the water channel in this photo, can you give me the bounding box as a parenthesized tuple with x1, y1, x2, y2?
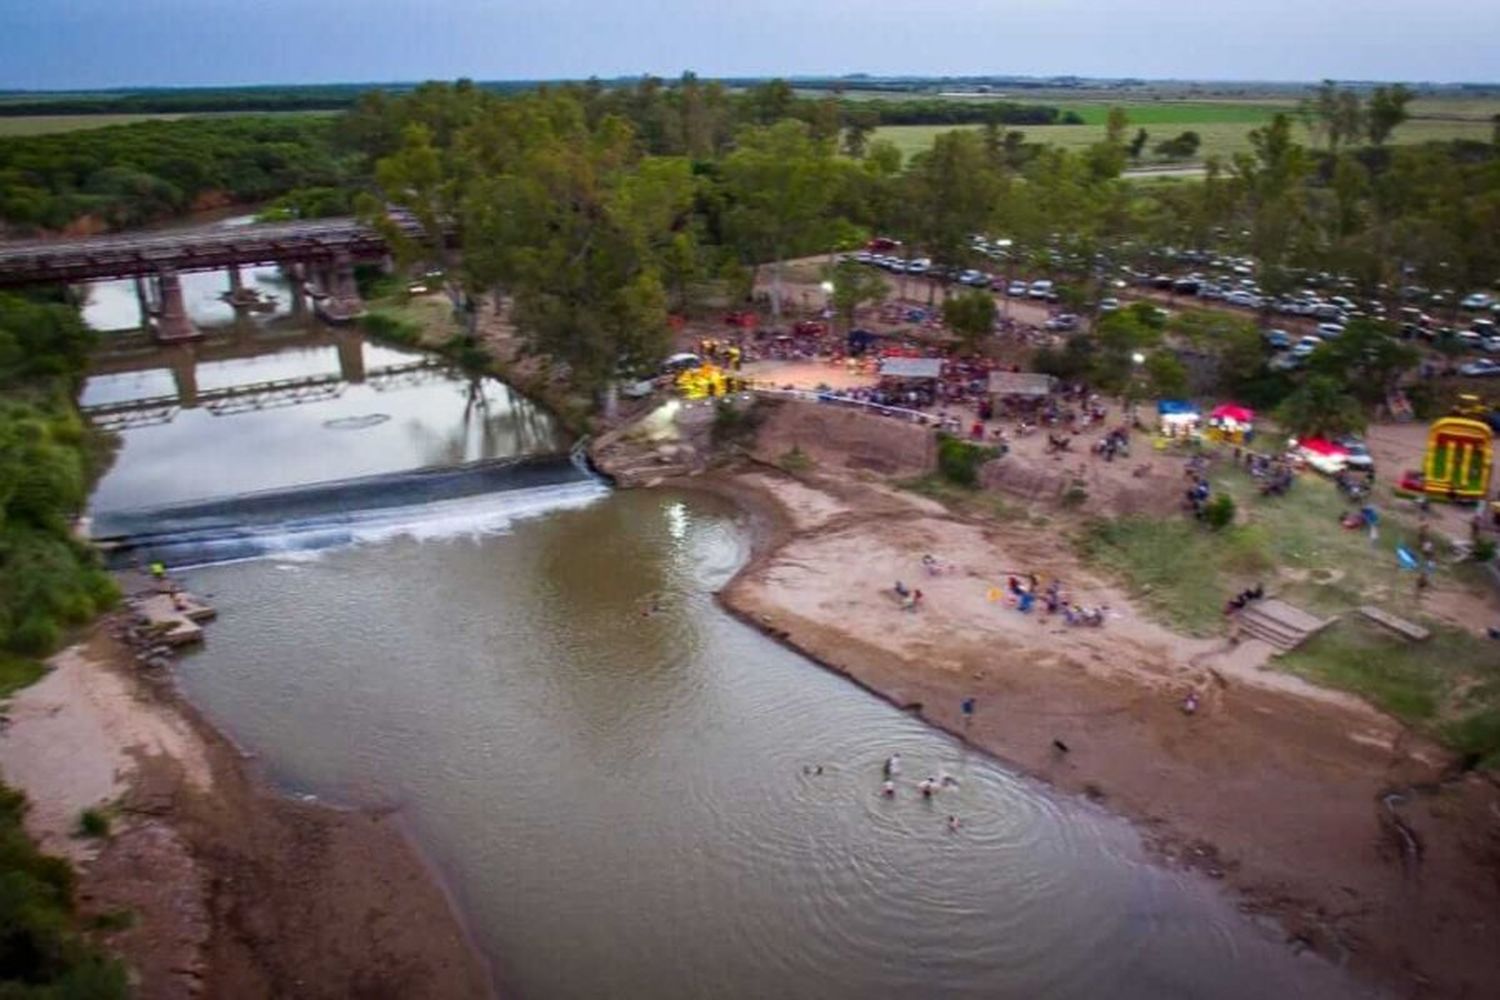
(81, 281, 1361, 998)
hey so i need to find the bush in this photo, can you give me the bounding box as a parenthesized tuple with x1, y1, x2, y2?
(711, 400, 762, 445)
(936, 434, 997, 489)
(361, 310, 423, 346)
(779, 445, 814, 473)
(0, 784, 129, 997)
(1471, 538, 1496, 563)
(1202, 493, 1236, 530)
(76, 808, 110, 839)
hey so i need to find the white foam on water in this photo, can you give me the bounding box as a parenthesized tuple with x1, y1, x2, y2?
(164, 479, 610, 568)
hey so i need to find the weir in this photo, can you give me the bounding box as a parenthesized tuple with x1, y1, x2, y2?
(91, 454, 604, 568)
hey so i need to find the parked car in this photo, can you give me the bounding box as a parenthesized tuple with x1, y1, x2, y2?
(1460, 292, 1494, 310)
(1098, 297, 1121, 313)
(1224, 290, 1262, 309)
(1291, 336, 1322, 358)
(1172, 277, 1201, 295)
(906, 258, 932, 275)
(1006, 280, 1028, 297)
(1263, 329, 1293, 350)
(1336, 436, 1375, 471)
(1044, 313, 1080, 331)
(662, 352, 702, 373)
(958, 269, 988, 287)
(1315, 322, 1346, 338)
(1459, 359, 1500, 377)
(1028, 279, 1055, 300)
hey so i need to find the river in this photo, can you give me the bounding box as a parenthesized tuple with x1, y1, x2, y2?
(82, 319, 1360, 998)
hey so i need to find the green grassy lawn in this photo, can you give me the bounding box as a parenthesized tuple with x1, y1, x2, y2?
(0, 109, 336, 136)
(1078, 449, 1500, 764)
(0, 653, 44, 698)
(872, 116, 1493, 164)
(1056, 101, 1291, 125)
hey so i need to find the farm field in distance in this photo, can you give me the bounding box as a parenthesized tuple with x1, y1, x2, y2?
(0, 108, 336, 136)
(873, 98, 1497, 165)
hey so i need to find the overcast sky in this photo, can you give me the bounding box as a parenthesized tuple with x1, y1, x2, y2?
(2, 0, 1497, 90)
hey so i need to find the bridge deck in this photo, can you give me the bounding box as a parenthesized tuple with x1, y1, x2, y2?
(0, 216, 422, 286)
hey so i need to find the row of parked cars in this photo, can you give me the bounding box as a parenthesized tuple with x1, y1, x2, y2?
(850, 249, 1062, 302)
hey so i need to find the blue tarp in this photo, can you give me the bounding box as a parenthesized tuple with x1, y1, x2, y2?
(1157, 399, 1197, 415)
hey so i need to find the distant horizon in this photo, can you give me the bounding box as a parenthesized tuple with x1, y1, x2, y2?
(1, 72, 1497, 97)
(2, 0, 1497, 92)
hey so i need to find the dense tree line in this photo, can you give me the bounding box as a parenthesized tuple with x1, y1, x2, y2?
(0, 293, 118, 660)
(346, 80, 1498, 426)
(0, 115, 357, 232)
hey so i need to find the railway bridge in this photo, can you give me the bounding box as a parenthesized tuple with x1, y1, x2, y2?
(0, 217, 422, 340)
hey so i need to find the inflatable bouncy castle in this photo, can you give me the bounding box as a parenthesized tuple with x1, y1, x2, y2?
(1420, 414, 1493, 501)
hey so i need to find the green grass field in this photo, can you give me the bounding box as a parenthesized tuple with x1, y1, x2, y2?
(1078, 453, 1500, 763)
(873, 116, 1494, 165)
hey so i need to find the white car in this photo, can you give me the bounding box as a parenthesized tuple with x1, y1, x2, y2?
(958, 269, 987, 286)
(1225, 290, 1262, 309)
(1461, 292, 1494, 310)
(1291, 336, 1322, 358)
(1098, 297, 1121, 313)
(1458, 359, 1500, 377)
(1315, 322, 1346, 338)
(1006, 281, 1028, 297)
(906, 258, 932, 275)
(1028, 279, 1055, 300)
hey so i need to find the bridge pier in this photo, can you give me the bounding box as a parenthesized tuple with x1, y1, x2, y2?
(225, 265, 257, 308)
(168, 347, 199, 408)
(335, 331, 366, 384)
(314, 251, 366, 325)
(285, 263, 308, 316)
(134, 277, 152, 329)
(153, 270, 201, 343)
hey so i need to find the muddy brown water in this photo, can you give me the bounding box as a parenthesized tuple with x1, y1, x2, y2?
(82, 332, 1365, 999)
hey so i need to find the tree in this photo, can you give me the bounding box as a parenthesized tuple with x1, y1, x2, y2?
(721, 121, 843, 318)
(1144, 351, 1188, 398)
(1154, 130, 1202, 160)
(1366, 84, 1414, 146)
(842, 107, 879, 158)
(1305, 320, 1418, 405)
(942, 289, 997, 352)
(904, 130, 1001, 302)
(357, 123, 465, 310)
(824, 260, 888, 334)
(1090, 306, 1163, 394)
(1302, 80, 1364, 152)
(1127, 128, 1150, 160)
(1277, 375, 1367, 438)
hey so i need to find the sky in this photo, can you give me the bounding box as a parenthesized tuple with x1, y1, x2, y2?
(2, 0, 1497, 90)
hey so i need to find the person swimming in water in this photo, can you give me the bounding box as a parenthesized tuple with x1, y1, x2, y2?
(881, 780, 896, 798)
(918, 778, 936, 798)
(947, 815, 960, 831)
(883, 753, 901, 778)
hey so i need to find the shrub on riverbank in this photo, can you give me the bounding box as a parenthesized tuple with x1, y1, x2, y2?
(0, 783, 129, 997)
(936, 434, 996, 488)
(0, 294, 118, 662)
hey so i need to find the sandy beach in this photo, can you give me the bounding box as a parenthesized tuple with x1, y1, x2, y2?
(701, 459, 1500, 999)
(0, 622, 492, 999)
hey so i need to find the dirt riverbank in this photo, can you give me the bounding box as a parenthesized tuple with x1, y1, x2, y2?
(695, 462, 1500, 999)
(0, 620, 492, 999)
